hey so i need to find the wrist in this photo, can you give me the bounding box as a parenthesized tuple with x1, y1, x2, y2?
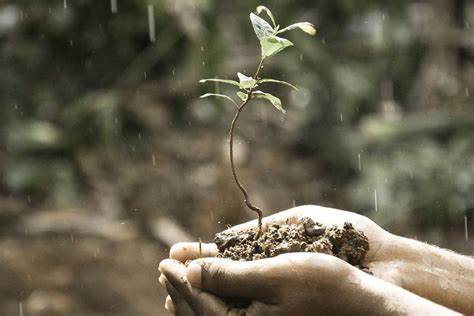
(348, 267, 460, 315)
(376, 234, 474, 314)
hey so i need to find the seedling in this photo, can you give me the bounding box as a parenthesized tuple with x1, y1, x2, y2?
(200, 6, 316, 234)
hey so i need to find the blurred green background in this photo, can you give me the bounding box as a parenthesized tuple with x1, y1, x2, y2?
(0, 0, 473, 314)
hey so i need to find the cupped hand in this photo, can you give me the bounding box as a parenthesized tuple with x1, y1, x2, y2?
(159, 249, 456, 315)
(159, 205, 408, 314)
(171, 205, 400, 272)
(159, 251, 384, 315)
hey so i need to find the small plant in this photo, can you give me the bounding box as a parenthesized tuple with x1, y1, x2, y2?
(200, 6, 316, 234)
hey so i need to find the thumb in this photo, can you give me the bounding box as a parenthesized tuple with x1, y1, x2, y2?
(186, 257, 279, 302)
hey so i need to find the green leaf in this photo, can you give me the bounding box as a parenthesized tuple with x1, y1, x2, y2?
(250, 13, 274, 39)
(253, 91, 286, 113)
(260, 35, 293, 58)
(236, 91, 248, 101)
(199, 78, 240, 87)
(258, 79, 298, 90)
(256, 5, 277, 28)
(237, 72, 257, 90)
(200, 93, 237, 106)
(277, 22, 317, 35)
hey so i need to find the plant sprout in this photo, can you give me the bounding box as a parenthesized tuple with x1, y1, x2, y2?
(200, 6, 316, 233)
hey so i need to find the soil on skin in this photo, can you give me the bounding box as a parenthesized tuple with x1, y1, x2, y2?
(214, 217, 370, 268)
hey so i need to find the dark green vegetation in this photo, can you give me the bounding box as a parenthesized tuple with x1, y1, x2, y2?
(0, 1, 473, 315)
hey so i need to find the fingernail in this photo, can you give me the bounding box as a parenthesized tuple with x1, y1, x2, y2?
(186, 262, 202, 288)
(158, 274, 166, 288)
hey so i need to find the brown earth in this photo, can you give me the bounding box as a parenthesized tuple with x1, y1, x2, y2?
(214, 217, 370, 268)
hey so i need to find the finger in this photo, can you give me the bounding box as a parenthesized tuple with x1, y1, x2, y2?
(165, 295, 175, 314)
(186, 257, 279, 302)
(160, 259, 196, 305)
(170, 242, 218, 262)
(292, 205, 371, 230)
(226, 205, 370, 233)
(164, 278, 194, 316)
(224, 208, 302, 233)
(160, 259, 231, 315)
(159, 274, 167, 288)
(161, 274, 188, 314)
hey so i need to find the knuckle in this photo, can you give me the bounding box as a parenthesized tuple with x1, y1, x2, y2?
(205, 261, 229, 288)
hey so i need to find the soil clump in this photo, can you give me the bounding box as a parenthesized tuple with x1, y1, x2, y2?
(214, 217, 369, 268)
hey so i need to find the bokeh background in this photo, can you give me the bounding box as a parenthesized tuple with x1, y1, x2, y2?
(1, 0, 473, 314)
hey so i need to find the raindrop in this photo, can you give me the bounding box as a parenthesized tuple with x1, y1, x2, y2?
(465, 215, 469, 241)
(339, 113, 343, 122)
(374, 189, 378, 212)
(152, 154, 156, 167)
(202, 61, 206, 66)
(111, 0, 118, 14)
(63, 0, 67, 9)
(200, 46, 204, 52)
(465, 87, 470, 97)
(148, 4, 156, 42)
(144, 71, 147, 79)
(357, 153, 362, 171)
(69, 40, 73, 46)
(292, 200, 296, 207)
(94, 247, 100, 258)
(19, 302, 23, 316)
(299, 54, 303, 61)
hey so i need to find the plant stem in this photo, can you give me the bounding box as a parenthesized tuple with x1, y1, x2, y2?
(228, 57, 265, 234)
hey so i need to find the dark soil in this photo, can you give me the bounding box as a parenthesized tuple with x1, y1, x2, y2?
(214, 217, 370, 268)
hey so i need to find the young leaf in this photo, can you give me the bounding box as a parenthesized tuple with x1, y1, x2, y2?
(256, 5, 277, 28)
(199, 78, 241, 87)
(236, 91, 248, 101)
(250, 13, 274, 39)
(237, 72, 257, 90)
(258, 79, 298, 90)
(253, 91, 286, 113)
(200, 93, 237, 106)
(277, 22, 317, 35)
(260, 36, 293, 58)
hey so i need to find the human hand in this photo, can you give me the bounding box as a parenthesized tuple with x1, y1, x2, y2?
(159, 205, 396, 314)
(159, 251, 457, 315)
(159, 251, 368, 315)
(170, 205, 401, 280)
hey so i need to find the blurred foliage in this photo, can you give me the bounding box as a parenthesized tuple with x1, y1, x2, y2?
(1, 0, 473, 239)
(0, 0, 473, 314)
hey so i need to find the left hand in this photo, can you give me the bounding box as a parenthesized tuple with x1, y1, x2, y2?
(159, 252, 369, 315)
